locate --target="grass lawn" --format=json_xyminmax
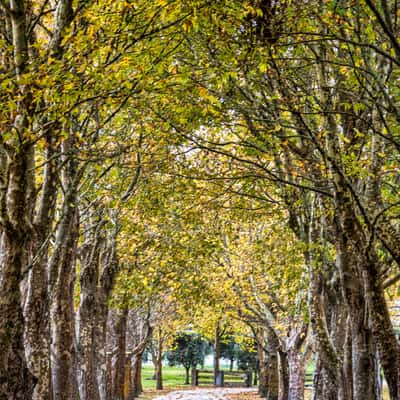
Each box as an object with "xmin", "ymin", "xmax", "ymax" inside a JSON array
[
  {"xmin": 142, "ymin": 365, "xmax": 190, "ymax": 390},
  {"xmin": 141, "ymin": 364, "xmax": 244, "ymax": 390}
]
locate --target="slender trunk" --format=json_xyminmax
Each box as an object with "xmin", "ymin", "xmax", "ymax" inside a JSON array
[
  {"xmin": 214, "ymin": 322, "xmax": 221, "ymax": 384},
  {"xmin": 266, "ymin": 352, "xmax": 279, "ymax": 400},
  {"xmin": 257, "ymin": 342, "xmax": 268, "ymax": 397},
  {"xmin": 97, "ymin": 303, "xmax": 111, "ymax": 400},
  {"xmin": 24, "ymin": 253, "xmax": 51, "ymax": 400},
  {"xmin": 230, "ymin": 358, "xmax": 234, "ymax": 371},
  {"xmin": 49, "ymin": 208, "xmax": 79, "ymax": 400},
  {"xmin": 77, "ymin": 220, "xmax": 104, "ymax": 400},
  {"xmin": 343, "ymin": 316, "xmax": 353, "ymax": 400},
  {"xmin": 374, "ymin": 350, "xmax": 382, "ymax": 400},
  {"xmin": 351, "ymin": 316, "xmax": 376, "ymax": 400},
  {"xmin": 311, "ymin": 357, "xmax": 322, "ymax": 400},
  {"xmin": 156, "ymin": 346, "xmax": 163, "ymax": 390},
  {"xmin": 105, "ymin": 351, "xmax": 113, "ymax": 400},
  {"xmin": 336, "ymin": 238, "xmax": 376, "ymax": 400},
  {"xmin": 278, "ymin": 350, "xmax": 289, "ymax": 400},
  {"xmin": 185, "ymin": 367, "xmax": 190, "ymax": 385},
  {"xmin": 253, "ymin": 370, "xmax": 258, "ymax": 386},
  {"xmin": 308, "ymin": 263, "xmax": 342, "ymax": 399},
  {"xmin": 287, "ymin": 351, "xmax": 305, "ymax": 400},
  {"xmin": 111, "ymin": 308, "xmax": 128, "ymax": 400},
  {"xmin": 97, "ymin": 228, "xmax": 119, "ymax": 400},
  {"xmin": 49, "ymin": 135, "xmax": 80, "ymax": 400},
  {"xmin": 128, "ymin": 353, "xmax": 143, "ymax": 399},
  {"xmin": 77, "ymin": 295, "xmax": 101, "ymax": 400},
  {"xmin": 24, "ymin": 134, "xmax": 58, "ymax": 400}
]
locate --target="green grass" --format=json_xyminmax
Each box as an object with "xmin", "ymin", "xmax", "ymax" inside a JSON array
[
  {"xmin": 142, "ymin": 365, "xmax": 190, "ymax": 390},
  {"xmin": 141, "ymin": 364, "xmax": 244, "ymax": 390}
]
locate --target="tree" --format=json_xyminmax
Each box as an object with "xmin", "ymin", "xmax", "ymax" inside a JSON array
[
  {"xmin": 237, "ymin": 345, "xmax": 258, "ymax": 374},
  {"xmin": 220, "ymin": 337, "xmax": 239, "ymax": 371},
  {"xmin": 167, "ymin": 333, "xmax": 209, "ymax": 384}
]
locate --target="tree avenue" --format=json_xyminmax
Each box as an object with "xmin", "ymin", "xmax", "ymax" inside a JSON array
[{"xmin": 1, "ymin": 1, "xmax": 400, "ymax": 400}]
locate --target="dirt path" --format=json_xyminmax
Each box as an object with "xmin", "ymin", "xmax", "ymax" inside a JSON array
[{"xmin": 153, "ymin": 388, "xmax": 257, "ymax": 400}]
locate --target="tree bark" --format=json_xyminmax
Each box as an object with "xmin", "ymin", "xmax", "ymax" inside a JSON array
[
  {"xmin": 214, "ymin": 322, "xmax": 221, "ymax": 385},
  {"xmin": 363, "ymin": 252, "xmax": 400, "ymax": 400},
  {"xmin": 24, "ymin": 252, "xmax": 51, "ymax": 400},
  {"xmin": 49, "ymin": 135, "xmax": 81, "ymax": 400},
  {"xmin": 0, "ymin": 143, "xmax": 36, "ymax": 399},
  {"xmin": 150, "ymin": 328, "xmax": 165, "ymax": 390},
  {"xmin": 257, "ymin": 340, "xmax": 268, "ymax": 397},
  {"xmin": 155, "ymin": 352, "xmax": 163, "ymax": 390},
  {"xmin": 278, "ymin": 350, "xmax": 289, "ymax": 400},
  {"xmin": 287, "ymin": 350, "xmax": 306, "ymax": 400},
  {"xmin": 185, "ymin": 367, "xmax": 190, "ymax": 385},
  {"xmin": 0, "ymin": 231, "xmax": 36, "ymax": 399},
  {"xmin": 111, "ymin": 307, "xmax": 128, "ymax": 400},
  {"xmin": 128, "ymin": 353, "xmax": 143, "ymax": 399},
  {"xmin": 77, "ymin": 217, "xmax": 105, "ymax": 400},
  {"xmin": 24, "ymin": 134, "xmax": 58, "ymax": 400},
  {"xmin": 266, "ymin": 352, "xmax": 279, "ymax": 400},
  {"xmin": 49, "ymin": 207, "xmax": 79, "ymax": 400},
  {"xmin": 97, "ymin": 234, "xmax": 119, "ymax": 400},
  {"xmin": 311, "ymin": 357, "xmax": 322, "ymax": 400}
]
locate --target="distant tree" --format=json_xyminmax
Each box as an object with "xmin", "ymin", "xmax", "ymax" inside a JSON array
[
  {"xmin": 220, "ymin": 338, "xmax": 239, "ymax": 371},
  {"xmin": 167, "ymin": 333, "xmax": 208, "ymax": 384},
  {"xmin": 237, "ymin": 344, "xmax": 259, "ymax": 385}
]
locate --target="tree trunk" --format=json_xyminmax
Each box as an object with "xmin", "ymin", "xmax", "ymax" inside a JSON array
[
  {"xmin": 97, "ymin": 302, "xmax": 112, "ymax": 400},
  {"xmin": 278, "ymin": 350, "xmax": 289, "ymax": 400},
  {"xmin": 24, "ymin": 254, "xmax": 51, "ymax": 400},
  {"xmin": 24, "ymin": 133, "xmax": 58, "ymax": 400},
  {"xmin": 307, "ymin": 259, "xmax": 343, "ymax": 400},
  {"xmin": 287, "ymin": 350, "xmax": 305, "ymax": 400},
  {"xmin": 97, "ymin": 225, "xmax": 119, "ymax": 400},
  {"xmin": 150, "ymin": 329, "xmax": 164, "ymax": 390},
  {"xmin": 185, "ymin": 367, "xmax": 190, "ymax": 385},
  {"xmin": 0, "ymin": 232, "xmax": 35, "ymax": 399},
  {"xmin": 214, "ymin": 322, "xmax": 221, "ymax": 385},
  {"xmin": 77, "ymin": 218, "xmax": 105, "ymax": 400},
  {"xmin": 321, "ymin": 366, "xmax": 339, "ymax": 400},
  {"xmin": 257, "ymin": 341, "xmax": 268, "ymax": 397},
  {"xmin": 351, "ymin": 316, "xmax": 376, "ymax": 400},
  {"xmin": 111, "ymin": 308, "xmax": 128, "ymax": 400},
  {"xmin": 49, "ymin": 208, "xmax": 79, "ymax": 400},
  {"xmin": 336, "ymin": 236, "xmax": 376, "ymax": 400},
  {"xmin": 0, "ymin": 129, "xmax": 36, "ymax": 399},
  {"xmin": 311, "ymin": 357, "xmax": 322, "ymax": 400},
  {"xmin": 155, "ymin": 349, "xmax": 163, "ymax": 390},
  {"xmin": 128, "ymin": 353, "xmax": 143, "ymax": 399},
  {"xmin": 230, "ymin": 358, "xmax": 234, "ymax": 371},
  {"xmin": 343, "ymin": 316, "xmax": 353, "ymax": 400},
  {"xmin": 364, "ymin": 253, "xmax": 400, "ymax": 400},
  {"xmin": 253, "ymin": 370, "xmax": 258, "ymax": 386},
  {"xmin": 49, "ymin": 135, "xmax": 80, "ymax": 400},
  {"xmin": 266, "ymin": 352, "xmax": 279, "ymax": 400}
]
